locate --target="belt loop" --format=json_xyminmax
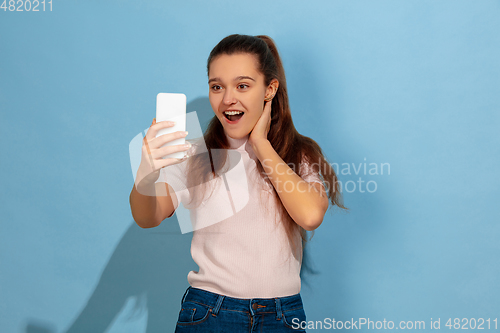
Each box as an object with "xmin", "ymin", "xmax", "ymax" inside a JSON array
[
  {"xmin": 212, "ymin": 295, "xmax": 225, "ymax": 317},
  {"xmin": 275, "ymin": 298, "xmax": 282, "ymax": 320},
  {"xmin": 181, "ymin": 286, "xmax": 191, "ymax": 305}
]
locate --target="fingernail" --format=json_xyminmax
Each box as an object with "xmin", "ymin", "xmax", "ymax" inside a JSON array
[
  {"xmin": 169, "ymin": 121, "xmax": 176, "ymax": 125},
  {"xmin": 184, "ymin": 131, "xmax": 189, "ymax": 136}
]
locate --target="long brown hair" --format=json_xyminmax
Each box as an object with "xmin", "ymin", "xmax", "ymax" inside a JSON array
[{"xmin": 185, "ymin": 34, "xmax": 347, "ymax": 268}]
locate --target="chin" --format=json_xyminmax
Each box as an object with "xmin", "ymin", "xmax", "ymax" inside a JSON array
[
  {"xmin": 227, "ymin": 131, "xmax": 247, "ymax": 139},
  {"xmin": 225, "ymin": 128, "xmax": 250, "ymax": 139}
]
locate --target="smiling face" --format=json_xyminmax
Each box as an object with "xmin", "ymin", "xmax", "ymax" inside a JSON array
[{"xmin": 208, "ymin": 53, "xmax": 276, "ymax": 139}]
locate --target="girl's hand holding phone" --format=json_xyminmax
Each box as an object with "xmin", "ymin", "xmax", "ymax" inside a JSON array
[{"xmin": 134, "ymin": 118, "xmax": 190, "ymax": 195}]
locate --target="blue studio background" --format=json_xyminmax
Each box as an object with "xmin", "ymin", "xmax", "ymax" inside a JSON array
[{"xmin": 1, "ymin": 0, "xmax": 499, "ymax": 332}]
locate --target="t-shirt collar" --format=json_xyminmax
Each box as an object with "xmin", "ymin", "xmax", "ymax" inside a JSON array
[
  {"xmin": 225, "ymin": 133, "xmax": 258, "ymax": 160},
  {"xmin": 226, "ymin": 133, "xmax": 248, "ymax": 150}
]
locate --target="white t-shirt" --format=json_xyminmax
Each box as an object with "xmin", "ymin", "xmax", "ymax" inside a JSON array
[{"xmin": 156, "ymin": 133, "xmax": 324, "ymax": 298}]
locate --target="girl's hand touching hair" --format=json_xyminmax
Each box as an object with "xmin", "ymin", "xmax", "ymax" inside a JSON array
[
  {"xmin": 134, "ymin": 118, "xmax": 190, "ymax": 195},
  {"xmin": 249, "ymin": 99, "xmax": 272, "ymax": 147}
]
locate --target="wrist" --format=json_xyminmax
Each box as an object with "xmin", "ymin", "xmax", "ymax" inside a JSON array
[
  {"xmin": 250, "ymin": 139, "xmax": 272, "ymax": 161},
  {"xmin": 135, "ymin": 169, "xmax": 159, "ymax": 194},
  {"xmin": 250, "ymin": 138, "xmax": 271, "ymax": 152}
]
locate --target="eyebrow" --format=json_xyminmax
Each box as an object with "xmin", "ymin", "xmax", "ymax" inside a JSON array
[{"xmin": 208, "ymin": 76, "xmax": 256, "ymax": 84}]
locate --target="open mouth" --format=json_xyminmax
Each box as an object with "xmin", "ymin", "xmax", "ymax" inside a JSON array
[{"xmin": 223, "ymin": 111, "xmax": 244, "ymax": 123}]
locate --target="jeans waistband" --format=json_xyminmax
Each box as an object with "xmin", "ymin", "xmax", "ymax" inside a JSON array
[{"xmin": 181, "ymin": 286, "xmax": 303, "ymax": 319}]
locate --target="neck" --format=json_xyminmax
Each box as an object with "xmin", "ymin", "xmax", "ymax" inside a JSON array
[{"xmin": 226, "ymin": 133, "xmax": 249, "ymax": 149}]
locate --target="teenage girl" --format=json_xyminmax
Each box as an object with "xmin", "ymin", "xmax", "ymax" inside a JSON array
[{"xmin": 130, "ymin": 34, "xmax": 346, "ymax": 332}]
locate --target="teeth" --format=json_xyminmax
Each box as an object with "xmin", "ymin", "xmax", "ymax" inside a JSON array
[{"xmin": 224, "ymin": 111, "xmax": 243, "ymax": 115}]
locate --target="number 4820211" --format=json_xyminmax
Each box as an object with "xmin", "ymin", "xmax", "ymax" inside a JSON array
[{"xmin": 1, "ymin": 0, "xmax": 52, "ymax": 11}]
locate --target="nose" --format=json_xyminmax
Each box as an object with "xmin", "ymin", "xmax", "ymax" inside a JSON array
[{"xmin": 223, "ymin": 89, "xmax": 237, "ymax": 105}]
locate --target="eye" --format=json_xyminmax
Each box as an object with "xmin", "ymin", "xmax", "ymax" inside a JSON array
[
  {"xmin": 238, "ymin": 84, "xmax": 249, "ymax": 90},
  {"xmin": 210, "ymin": 84, "xmax": 222, "ymax": 91}
]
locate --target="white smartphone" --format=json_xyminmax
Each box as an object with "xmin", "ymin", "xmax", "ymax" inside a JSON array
[{"xmin": 156, "ymin": 93, "xmax": 187, "ymax": 159}]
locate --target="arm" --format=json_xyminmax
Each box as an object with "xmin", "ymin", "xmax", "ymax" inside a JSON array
[
  {"xmin": 129, "ymin": 117, "xmax": 189, "ymax": 228},
  {"xmin": 251, "ymin": 139, "xmax": 329, "ymax": 231},
  {"xmin": 129, "ymin": 181, "xmax": 178, "ymax": 228}
]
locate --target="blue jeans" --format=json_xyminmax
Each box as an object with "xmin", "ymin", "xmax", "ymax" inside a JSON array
[{"xmin": 174, "ymin": 286, "xmax": 307, "ymax": 332}]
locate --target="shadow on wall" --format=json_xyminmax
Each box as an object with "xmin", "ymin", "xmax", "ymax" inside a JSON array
[
  {"xmin": 22, "ymin": 98, "xmax": 211, "ymax": 333},
  {"xmin": 23, "ymin": 97, "xmax": 320, "ymax": 333},
  {"xmin": 65, "ymin": 221, "xmax": 194, "ymax": 333}
]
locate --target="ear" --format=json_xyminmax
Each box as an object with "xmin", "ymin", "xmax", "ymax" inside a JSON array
[{"xmin": 265, "ymin": 79, "xmax": 279, "ymax": 99}]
